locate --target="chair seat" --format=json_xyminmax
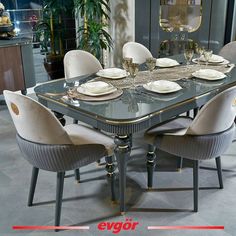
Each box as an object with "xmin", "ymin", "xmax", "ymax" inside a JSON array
[
  {"xmin": 64, "ymin": 124, "xmax": 115, "ymax": 156},
  {"xmin": 145, "ymin": 116, "xmax": 193, "ymax": 144},
  {"xmin": 146, "ymin": 123, "xmax": 235, "ymax": 161}
]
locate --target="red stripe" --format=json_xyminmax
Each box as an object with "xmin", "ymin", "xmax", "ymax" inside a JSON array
[
  {"xmin": 12, "ymin": 226, "xmax": 89, "ymax": 230},
  {"xmin": 148, "ymin": 226, "xmax": 224, "ymax": 230}
]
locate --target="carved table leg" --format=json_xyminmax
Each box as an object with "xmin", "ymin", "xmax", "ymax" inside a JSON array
[
  {"xmin": 21, "ymin": 89, "xmax": 27, "ymax": 95},
  {"xmin": 105, "ymin": 155, "xmax": 116, "ymax": 202},
  {"xmin": 0, "ymin": 100, "xmax": 6, "ymax": 105},
  {"xmin": 114, "ymin": 135, "xmax": 131, "ymax": 215},
  {"xmin": 146, "ymin": 144, "xmax": 156, "ymax": 189},
  {"xmin": 73, "ymin": 119, "xmax": 78, "ymax": 124}
]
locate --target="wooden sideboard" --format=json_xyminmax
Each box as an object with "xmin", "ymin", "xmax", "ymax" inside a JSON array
[{"xmin": 0, "ymin": 38, "xmax": 36, "ymax": 94}]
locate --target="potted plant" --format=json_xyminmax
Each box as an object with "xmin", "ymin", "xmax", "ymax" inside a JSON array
[
  {"xmin": 37, "ymin": 0, "xmax": 75, "ymax": 79},
  {"xmin": 74, "ymin": 0, "xmax": 113, "ymax": 62}
]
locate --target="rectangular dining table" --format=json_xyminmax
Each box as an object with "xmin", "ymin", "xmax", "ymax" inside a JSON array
[{"xmin": 34, "ymin": 63, "xmax": 236, "ymax": 214}]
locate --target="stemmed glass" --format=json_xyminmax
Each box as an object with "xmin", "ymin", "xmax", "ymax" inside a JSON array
[
  {"xmin": 122, "ymin": 57, "xmax": 133, "ymax": 83},
  {"xmin": 128, "ymin": 63, "xmax": 139, "ymax": 89},
  {"xmin": 184, "ymin": 48, "xmax": 194, "ymax": 70},
  {"xmin": 195, "ymin": 46, "xmax": 205, "ymax": 65},
  {"xmin": 63, "ymin": 82, "xmax": 79, "ymax": 104},
  {"xmin": 203, "ymin": 49, "xmax": 213, "ymax": 66},
  {"xmin": 122, "ymin": 57, "xmax": 133, "ymax": 72},
  {"xmin": 146, "ymin": 57, "xmax": 157, "ymax": 82}
]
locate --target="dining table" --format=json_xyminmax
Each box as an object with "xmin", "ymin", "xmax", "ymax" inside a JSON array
[{"xmin": 34, "ymin": 60, "xmax": 236, "ymax": 214}]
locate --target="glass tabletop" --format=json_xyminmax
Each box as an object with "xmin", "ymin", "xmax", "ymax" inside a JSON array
[{"xmin": 34, "ymin": 65, "xmax": 236, "ymax": 123}]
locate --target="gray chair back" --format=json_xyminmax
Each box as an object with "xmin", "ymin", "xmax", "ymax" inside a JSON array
[
  {"xmin": 219, "ymin": 41, "xmax": 236, "ymax": 64},
  {"xmin": 187, "ymin": 86, "xmax": 236, "ymax": 135}
]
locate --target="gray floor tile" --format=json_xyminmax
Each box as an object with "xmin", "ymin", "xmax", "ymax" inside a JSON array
[{"xmin": 1, "ymin": 103, "xmax": 236, "ymax": 236}]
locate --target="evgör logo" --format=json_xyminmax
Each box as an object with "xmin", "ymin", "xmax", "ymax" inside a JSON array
[{"xmin": 97, "ymin": 218, "xmax": 139, "ymax": 234}]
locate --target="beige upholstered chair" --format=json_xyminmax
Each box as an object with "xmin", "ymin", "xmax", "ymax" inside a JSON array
[
  {"xmin": 122, "ymin": 42, "xmax": 153, "ymax": 64},
  {"xmin": 219, "ymin": 41, "xmax": 236, "ymax": 64},
  {"xmin": 63, "ymin": 49, "xmax": 104, "ymax": 165},
  {"xmin": 3, "ymin": 90, "xmax": 114, "ymax": 230},
  {"xmin": 64, "ymin": 50, "xmax": 103, "ymax": 80},
  {"xmin": 145, "ymin": 86, "xmax": 236, "ymax": 212}
]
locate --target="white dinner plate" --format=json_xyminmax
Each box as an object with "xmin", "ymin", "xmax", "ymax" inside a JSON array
[
  {"xmin": 156, "ymin": 58, "xmax": 180, "ymax": 68},
  {"xmin": 199, "ymin": 54, "xmax": 225, "ymax": 63},
  {"xmin": 192, "ymin": 70, "xmax": 226, "ymax": 81},
  {"xmin": 77, "ymin": 83, "xmax": 117, "ymax": 96},
  {"xmin": 96, "ymin": 68, "xmax": 128, "ymax": 79},
  {"xmin": 192, "ymin": 58, "xmax": 229, "ymax": 65},
  {"xmin": 143, "ymin": 81, "xmax": 182, "ymax": 94}
]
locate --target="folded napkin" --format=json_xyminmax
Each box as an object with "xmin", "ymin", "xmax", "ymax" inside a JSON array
[
  {"xmin": 200, "ymin": 54, "xmax": 224, "ymax": 63},
  {"xmin": 81, "ymin": 81, "xmax": 112, "ymax": 94},
  {"xmin": 98, "ymin": 68, "xmax": 127, "ymax": 77},
  {"xmin": 148, "ymin": 80, "xmax": 181, "ymax": 92},
  {"xmin": 156, "ymin": 58, "xmax": 179, "ymax": 67},
  {"xmin": 194, "ymin": 69, "xmax": 225, "ymax": 78}
]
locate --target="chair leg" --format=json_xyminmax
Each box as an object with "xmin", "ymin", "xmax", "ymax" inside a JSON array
[
  {"xmin": 146, "ymin": 144, "xmax": 156, "ymax": 189},
  {"xmin": 177, "ymin": 157, "xmax": 183, "ymax": 170},
  {"xmin": 28, "ymin": 167, "xmax": 39, "ymax": 207},
  {"xmin": 74, "ymin": 169, "xmax": 80, "ymax": 183},
  {"xmin": 193, "ymin": 160, "xmax": 199, "ymax": 212},
  {"xmin": 215, "ymin": 157, "xmax": 224, "ymax": 189},
  {"xmin": 55, "ymin": 172, "xmax": 65, "ymax": 231}
]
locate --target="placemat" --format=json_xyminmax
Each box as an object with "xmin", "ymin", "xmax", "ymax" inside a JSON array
[{"xmin": 93, "ymin": 63, "xmax": 235, "ymax": 89}]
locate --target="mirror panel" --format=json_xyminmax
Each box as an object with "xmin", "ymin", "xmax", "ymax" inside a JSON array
[{"xmin": 159, "ymin": 0, "xmax": 202, "ymax": 33}]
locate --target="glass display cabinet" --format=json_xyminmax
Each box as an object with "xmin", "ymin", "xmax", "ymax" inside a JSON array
[
  {"xmin": 159, "ymin": 0, "xmax": 202, "ymax": 33},
  {"xmin": 158, "ymin": 0, "xmax": 202, "ymax": 56},
  {"xmin": 7, "ymin": 9, "xmax": 42, "ymax": 44}
]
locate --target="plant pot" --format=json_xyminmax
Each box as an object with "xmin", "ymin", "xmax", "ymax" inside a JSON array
[{"xmin": 44, "ymin": 55, "xmax": 64, "ymax": 80}]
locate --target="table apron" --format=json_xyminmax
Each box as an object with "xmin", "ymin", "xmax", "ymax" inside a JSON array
[{"xmin": 38, "ymin": 88, "xmax": 221, "ymax": 135}]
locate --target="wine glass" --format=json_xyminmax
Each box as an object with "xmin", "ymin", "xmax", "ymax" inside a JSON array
[
  {"xmin": 146, "ymin": 57, "xmax": 157, "ymax": 82},
  {"xmin": 203, "ymin": 49, "xmax": 213, "ymax": 66},
  {"xmin": 122, "ymin": 57, "xmax": 133, "ymax": 72},
  {"xmin": 122, "ymin": 57, "xmax": 133, "ymax": 83},
  {"xmin": 195, "ymin": 46, "xmax": 205, "ymax": 65},
  {"xmin": 128, "ymin": 63, "xmax": 139, "ymax": 89},
  {"xmin": 184, "ymin": 48, "xmax": 194, "ymax": 69}
]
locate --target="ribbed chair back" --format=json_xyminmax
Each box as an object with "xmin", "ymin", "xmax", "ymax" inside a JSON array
[
  {"xmin": 187, "ymin": 86, "xmax": 236, "ymax": 135},
  {"xmin": 122, "ymin": 42, "xmax": 153, "ymax": 64},
  {"xmin": 219, "ymin": 41, "xmax": 236, "ymax": 64},
  {"xmin": 3, "ymin": 90, "xmax": 72, "ymax": 145},
  {"xmin": 64, "ymin": 50, "xmax": 103, "ymax": 80}
]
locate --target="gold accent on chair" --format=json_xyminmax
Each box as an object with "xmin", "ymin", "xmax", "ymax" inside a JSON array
[
  {"xmin": 232, "ymin": 98, "xmax": 236, "ymax": 106},
  {"xmin": 11, "ymin": 102, "xmax": 19, "ymax": 115}
]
